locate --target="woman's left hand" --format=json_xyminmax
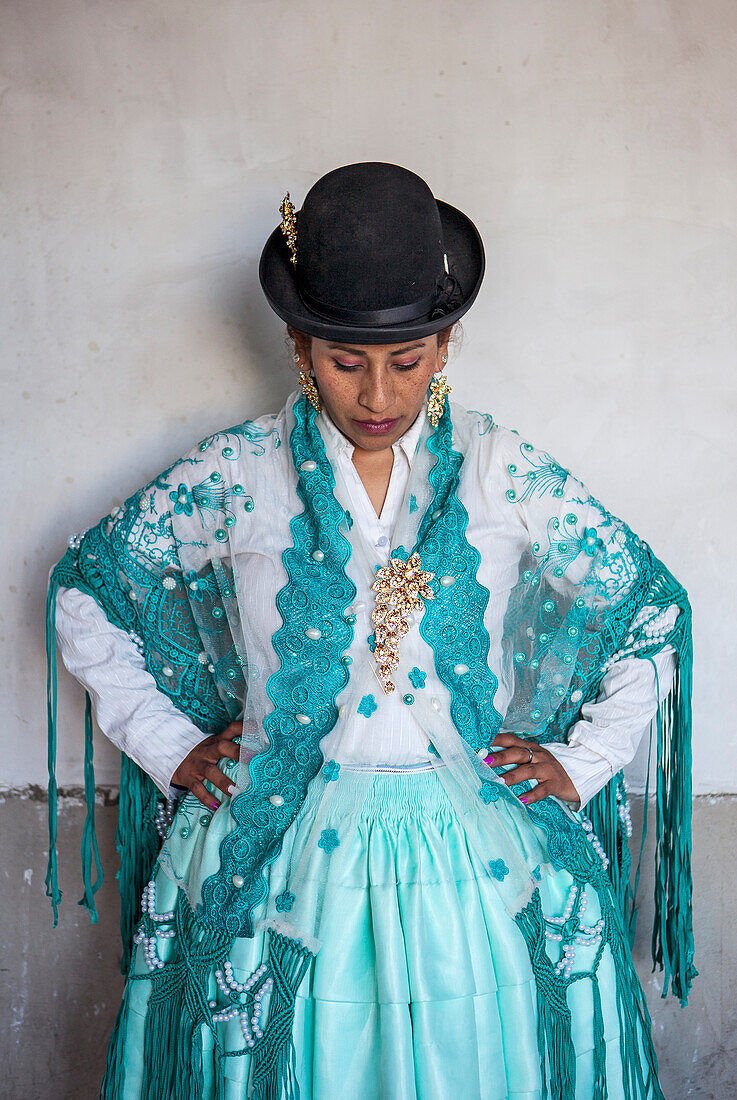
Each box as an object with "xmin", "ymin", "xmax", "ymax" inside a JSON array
[{"xmin": 485, "ymin": 733, "xmax": 580, "ymax": 806}]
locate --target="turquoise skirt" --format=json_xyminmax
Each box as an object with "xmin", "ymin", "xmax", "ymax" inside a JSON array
[{"xmin": 107, "ymin": 766, "xmax": 662, "ymax": 1099}]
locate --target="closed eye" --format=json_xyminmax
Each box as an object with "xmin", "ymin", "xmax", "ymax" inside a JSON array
[{"xmin": 333, "ymin": 358, "xmax": 421, "ymax": 373}]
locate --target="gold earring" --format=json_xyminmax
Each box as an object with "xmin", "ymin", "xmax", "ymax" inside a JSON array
[
  {"xmin": 299, "ymin": 369, "xmax": 321, "ymax": 413},
  {"xmin": 427, "ymin": 371, "xmax": 451, "ymax": 428}
]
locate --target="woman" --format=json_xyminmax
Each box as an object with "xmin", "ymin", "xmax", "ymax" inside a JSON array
[{"xmin": 47, "ymin": 162, "xmax": 694, "ymax": 1099}]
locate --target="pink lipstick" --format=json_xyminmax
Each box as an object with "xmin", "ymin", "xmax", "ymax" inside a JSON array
[{"xmin": 353, "ymin": 417, "xmax": 400, "ymax": 435}]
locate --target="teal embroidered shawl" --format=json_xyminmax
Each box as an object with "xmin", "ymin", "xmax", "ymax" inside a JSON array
[{"xmin": 46, "ymin": 389, "xmax": 695, "ymax": 1007}]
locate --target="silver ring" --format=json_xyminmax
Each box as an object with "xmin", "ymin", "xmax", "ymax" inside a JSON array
[{"xmin": 526, "ymin": 746, "xmax": 534, "ymax": 764}]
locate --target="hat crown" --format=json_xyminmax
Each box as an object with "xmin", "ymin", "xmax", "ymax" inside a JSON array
[{"xmin": 296, "ymin": 162, "xmax": 445, "ymax": 315}]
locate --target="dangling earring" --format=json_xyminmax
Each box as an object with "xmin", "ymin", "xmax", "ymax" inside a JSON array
[
  {"xmin": 427, "ymin": 357, "xmax": 451, "ymax": 428},
  {"xmin": 298, "ymin": 366, "xmax": 321, "ymax": 413}
]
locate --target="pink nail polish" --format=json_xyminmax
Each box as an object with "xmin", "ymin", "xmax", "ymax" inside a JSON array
[
  {"xmin": 520, "ymin": 795, "xmax": 529, "ymax": 804},
  {"xmin": 210, "ymin": 800, "xmax": 218, "ymax": 811},
  {"xmin": 485, "ymin": 754, "xmax": 495, "ymax": 765}
]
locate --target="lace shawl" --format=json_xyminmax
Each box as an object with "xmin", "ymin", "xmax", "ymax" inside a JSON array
[{"xmin": 46, "ymin": 387, "xmax": 695, "ymax": 1007}]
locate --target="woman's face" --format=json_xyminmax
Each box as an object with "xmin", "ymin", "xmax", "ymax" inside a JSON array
[{"xmin": 294, "ymin": 331, "xmax": 450, "ymax": 454}]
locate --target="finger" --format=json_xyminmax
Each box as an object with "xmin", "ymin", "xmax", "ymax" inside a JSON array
[
  {"xmin": 489, "ymin": 733, "xmax": 524, "ymax": 749},
  {"xmin": 519, "ymin": 781, "xmax": 552, "ymax": 806},
  {"xmin": 190, "ymin": 779, "xmax": 221, "ymax": 811},
  {"xmin": 220, "ymin": 721, "xmax": 243, "ymax": 740},
  {"xmin": 203, "ymin": 763, "xmax": 235, "ymax": 799},
  {"xmin": 486, "ymin": 747, "xmax": 535, "ymax": 767},
  {"xmin": 216, "ymin": 739, "xmax": 241, "ymax": 762},
  {"xmin": 501, "ymin": 763, "xmax": 546, "ymax": 785}
]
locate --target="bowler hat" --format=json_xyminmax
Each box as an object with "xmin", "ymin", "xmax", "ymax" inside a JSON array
[{"xmin": 259, "ymin": 162, "xmax": 485, "ymax": 344}]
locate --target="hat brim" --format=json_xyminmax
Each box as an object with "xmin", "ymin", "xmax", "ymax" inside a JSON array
[{"xmin": 258, "ymin": 200, "xmax": 484, "ymax": 345}]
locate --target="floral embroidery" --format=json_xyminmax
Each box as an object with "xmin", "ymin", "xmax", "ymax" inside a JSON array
[
  {"xmin": 468, "ymin": 410, "xmax": 495, "ymax": 435},
  {"xmin": 479, "ymin": 780, "xmax": 501, "ymax": 804},
  {"xmin": 358, "ymin": 694, "xmax": 377, "ymax": 717},
  {"xmin": 184, "ymin": 569, "xmax": 205, "ymax": 602},
  {"xmin": 409, "ymin": 494, "xmax": 418, "ymax": 513},
  {"xmin": 489, "ymin": 858, "xmax": 510, "ymax": 881},
  {"xmin": 581, "ymin": 527, "xmax": 605, "ymax": 557},
  {"xmin": 505, "ymin": 441, "xmax": 569, "ymax": 502},
  {"xmin": 532, "ymin": 865, "xmax": 542, "ymax": 880},
  {"xmin": 275, "ymin": 889, "xmax": 295, "ymax": 912},
  {"xmin": 408, "ymin": 666, "xmax": 427, "ymax": 689},
  {"xmin": 318, "ymin": 829, "xmax": 339, "ymax": 853},
  {"xmin": 367, "ymin": 633, "xmax": 376, "ymax": 652},
  {"xmin": 344, "ymin": 509, "xmax": 353, "ymax": 529},
  {"xmin": 322, "ymin": 760, "xmax": 340, "ymax": 782},
  {"xmin": 427, "ymin": 741, "xmax": 440, "ymax": 757},
  {"xmin": 169, "ymin": 484, "xmax": 194, "ymax": 515}
]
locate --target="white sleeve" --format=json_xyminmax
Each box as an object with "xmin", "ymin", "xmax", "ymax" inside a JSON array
[
  {"xmin": 54, "ymin": 584, "xmax": 211, "ymax": 797},
  {"xmin": 546, "ymin": 643, "xmax": 677, "ymax": 811}
]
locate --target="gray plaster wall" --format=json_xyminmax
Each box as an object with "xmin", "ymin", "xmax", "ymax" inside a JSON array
[{"xmin": 3, "ymin": 792, "xmax": 733, "ymax": 1098}]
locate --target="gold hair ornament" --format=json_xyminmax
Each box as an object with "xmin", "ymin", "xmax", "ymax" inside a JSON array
[
  {"xmin": 427, "ymin": 371, "xmax": 451, "ymax": 428},
  {"xmin": 279, "ymin": 192, "xmax": 298, "ymax": 267}
]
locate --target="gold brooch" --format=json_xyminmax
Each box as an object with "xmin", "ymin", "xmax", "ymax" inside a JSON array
[
  {"xmin": 371, "ymin": 552, "xmax": 435, "ymax": 694},
  {"xmin": 279, "ymin": 192, "xmax": 298, "ymax": 267}
]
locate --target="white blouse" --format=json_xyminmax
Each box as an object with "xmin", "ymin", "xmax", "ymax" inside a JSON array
[{"xmin": 54, "ymin": 399, "xmax": 676, "ymax": 809}]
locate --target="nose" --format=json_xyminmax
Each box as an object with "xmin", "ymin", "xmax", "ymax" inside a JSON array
[{"xmin": 358, "ymin": 368, "xmax": 395, "ymax": 415}]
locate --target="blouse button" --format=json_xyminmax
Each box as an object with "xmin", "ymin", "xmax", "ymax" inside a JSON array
[
  {"xmin": 311, "ymin": 550, "xmax": 325, "ymax": 562},
  {"xmin": 300, "ymin": 460, "xmax": 317, "ymax": 472},
  {"xmin": 377, "ymin": 535, "xmax": 389, "ymax": 546}
]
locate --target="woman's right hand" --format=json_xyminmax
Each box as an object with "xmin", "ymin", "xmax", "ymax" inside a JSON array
[{"xmin": 171, "ymin": 720, "xmax": 250, "ymax": 810}]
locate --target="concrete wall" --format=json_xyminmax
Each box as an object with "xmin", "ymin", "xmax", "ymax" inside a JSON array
[{"xmin": 2, "ymin": 0, "xmax": 736, "ymax": 1094}]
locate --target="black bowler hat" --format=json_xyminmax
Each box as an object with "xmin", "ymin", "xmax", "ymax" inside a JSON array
[{"xmin": 258, "ymin": 162, "xmax": 485, "ymax": 344}]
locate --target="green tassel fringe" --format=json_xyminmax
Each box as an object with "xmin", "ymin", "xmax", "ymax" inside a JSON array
[
  {"xmin": 585, "ymin": 576, "xmax": 696, "ymax": 1005},
  {"xmin": 250, "ymin": 931, "xmax": 314, "ymax": 1100},
  {"xmin": 116, "ymin": 755, "xmax": 161, "ymax": 972},
  {"xmin": 516, "ymin": 887, "xmax": 665, "ymax": 1100},
  {"xmin": 515, "ymin": 891, "xmax": 576, "ymax": 1100},
  {"xmin": 45, "ymin": 575, "xmax": 62, "ymax": 925},
  {"xmin": 100, "ymin": 896, "xmax": 313, "ymax": 1100}
]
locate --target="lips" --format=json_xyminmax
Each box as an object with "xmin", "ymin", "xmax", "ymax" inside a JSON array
[{"xmin": 353, "ymin": 417, "xmax": 400, "ymax": 434}]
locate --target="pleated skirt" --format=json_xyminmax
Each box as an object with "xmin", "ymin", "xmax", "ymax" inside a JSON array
[{"xmin": 111, "ymin": 765, "xmax": 660, "ymax": 1099}]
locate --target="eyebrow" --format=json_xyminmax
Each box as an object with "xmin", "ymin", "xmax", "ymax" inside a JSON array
[{"xmin": 327, "ymin": 342, "xmax": 426, "ymax": 355}]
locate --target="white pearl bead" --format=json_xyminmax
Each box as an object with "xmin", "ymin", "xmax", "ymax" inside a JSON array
[
  {"xmin": 162, "ymin": 667, "xmax": 173, "ymax": 677},
  {"xmin": 269, "ymin": 794, "xmax": 284, "ymax": 807},
  {"xmin": 439, "ymin": 575, "xmax": 455, "ymax": 586},
  {"xmin": 454, "ymin": 663, "xmax": 469, "ymax": 676},
  {"xmin": 477, "ymin": 748, "xmax": 487, "ymax": 759},
  {"xmin": 231, "ymin": 874, "xmax": 244, "ymax": 888},
  {"xmin": 305, "ymin": 627, "xmax": 322, "ymax": 640},
  {"xmin": 300, "ymin": 460, "xmax": 317, "ymax": 472},
  {"xmin": 432, "ymin": 509, "xmax": 442, "ymax": 519},
  {"xmin": 295, "ymin": 713, "xmax": 311, "ymax": 725},
  {"xmin": 311, "ymin": 550, "xmax": 324, "ymax": 561}
]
